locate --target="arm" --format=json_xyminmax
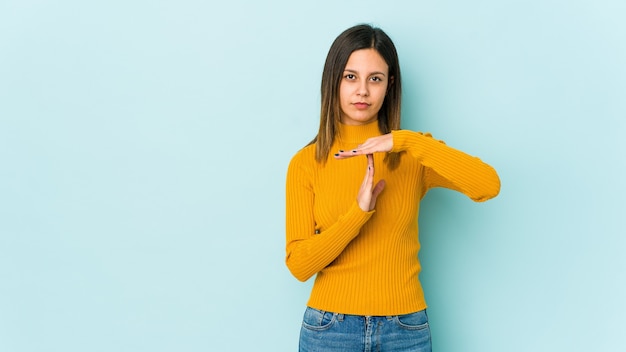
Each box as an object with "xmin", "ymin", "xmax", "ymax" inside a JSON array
[
  {"xmin": 392, "ymin": 130, "xmax": 500, "ymax": 202},
  {"xmin": 285, "ymin": 154, "xmax": 375, "ymax": 282},
  {"xmin": 334, "ymin": 130, "xmax": 500, "ymax": 202}
]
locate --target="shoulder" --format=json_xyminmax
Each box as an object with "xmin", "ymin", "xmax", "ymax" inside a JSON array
[
  {"xmin": 289, "ymin": 143, "xmax": 316, "ymax": 163},
  {"xmin": 288, "ymin": 143, "xmax": 317, "ymax": 174}
]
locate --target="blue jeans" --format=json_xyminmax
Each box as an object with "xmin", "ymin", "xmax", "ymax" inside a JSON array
[{"xmin": 299, "ymin": 307, "xmax": 432, "ymax": 352}]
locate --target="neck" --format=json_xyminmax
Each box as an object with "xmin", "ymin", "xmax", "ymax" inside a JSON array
[{"xmin": 337, "ymin": 119, "xmax": 381, "ymax": 144}]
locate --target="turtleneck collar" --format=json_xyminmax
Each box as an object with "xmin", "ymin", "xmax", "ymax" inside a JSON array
[{"xmin": 337, "ymin": 120, "xmax": 382, "ymax": 144}]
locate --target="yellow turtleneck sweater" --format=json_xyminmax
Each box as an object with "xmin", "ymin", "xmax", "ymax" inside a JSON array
[{"xmin": 285, "ymin": 120, "xmax": 500, "ymax": 316}]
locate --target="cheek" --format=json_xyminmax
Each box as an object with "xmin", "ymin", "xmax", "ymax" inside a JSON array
[
  {"xmin": 374, "ymin": 89, "xmax": 388, "ymax": 106},
  {"xmin": 339, "ymin": 88, "xmax": 353, "ymax": 108},
  {"xmin": 338, "ymin": 86, "xmax": 346, "ymax": 101},
  {"xmin": 339, "ymin": 84, "xmax": 351, "ymax": 98}
]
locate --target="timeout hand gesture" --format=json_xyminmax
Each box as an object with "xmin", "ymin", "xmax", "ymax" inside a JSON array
[
  {"xmin": 333, "ymin": 134, "xmax": 393, "ymax": 159},
  {"xmin": 333, "ymin": 134, "xmax": 393, "ymax": 212}
]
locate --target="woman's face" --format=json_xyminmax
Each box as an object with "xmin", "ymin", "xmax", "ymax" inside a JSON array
[{"xmin": 339, "ymin": 48, "xmax": 390, "ymax": 126}]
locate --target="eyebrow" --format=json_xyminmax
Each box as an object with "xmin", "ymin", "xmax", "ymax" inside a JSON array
[{"xmin": 344, "ymin": 69, "xmax": 387, "ymax": 77}]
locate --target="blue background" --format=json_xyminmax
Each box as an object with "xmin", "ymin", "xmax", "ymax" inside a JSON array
[{"xmin": 1, "ymin": 0, "xmax": 624, "ymax": 351}]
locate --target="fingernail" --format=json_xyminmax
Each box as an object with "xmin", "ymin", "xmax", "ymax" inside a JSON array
[
  {"xmin": 352, "ymin": 150, "xmax": 357, "ymax": 153},
  {"xmin": 334, "ymin": 153, "xmax": 339, "ymax": 157},
  {"xmin": 339, "ymin": 150, "xmax": 344, "ymax": 152}
]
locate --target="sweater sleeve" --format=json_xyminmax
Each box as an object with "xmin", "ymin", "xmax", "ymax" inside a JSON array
[
  {"xmin": 391, "ymin": 130, "xmax": 500, "ymax": 202},
  {"xmin": 285, "ymin": 152, "xmax": 373, "ymax": 282}
]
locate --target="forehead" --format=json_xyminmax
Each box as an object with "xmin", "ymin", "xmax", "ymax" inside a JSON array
[{"xmin": 344, "ymin": 48, "xmax": 388, "ymax": 73}]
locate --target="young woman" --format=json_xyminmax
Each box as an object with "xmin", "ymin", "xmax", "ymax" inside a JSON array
[{"xmin": 285, "ymin": 24, "xmax": 500, "ymax": 352}]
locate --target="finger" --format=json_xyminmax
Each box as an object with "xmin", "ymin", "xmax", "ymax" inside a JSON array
[
  {"xmin": 360, "ymin": 156, "xmax": 373, "ymax": 190},
  {"xmin": 333, "ymin": 134, "xmax": 391, "ymax": 159},
  {"xmin": 373, "ymin": 179, "xmax": 386, "ymax": 196},
  {"xmin": 356, "ymin": 135, "xmax": 393, "ymax": 155},
  {"xmin": 346, "ymin": 144, "xmax": 377, "ymax": 157},
  {"xmin": 334, "ymin": 149, "xmax": 361, "ymax": 159},
  {"xmin": 334, "ymin": 141, "xmax": 374, "ymax": 159},
  {"xmin": 365, "ymin": 155, "xmax": 374, "ymax": 189},
  {"xmin": 352, "ymin": 143, "xmax": 373, "ymax": 156},
  {"xmin": 356, "ymin": 157, "xmax": 374, "ymax": 211},
  {"xmin": 371, "ymin": 179, "xmax": 386, "ymax": 203},
  {"xmin": 368, "ymin": 180, "xmax": 386, "ymax": 210},
  {"xmin": 360, "ymin": 164, "xmax": 370, "ymax": 190},
  {"xmin": 367, "ymin": 154, "xmax": 375, "ymax": 187}
]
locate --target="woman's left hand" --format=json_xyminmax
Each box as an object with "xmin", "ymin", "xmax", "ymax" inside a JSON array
[{"xmin": 334, "ymin": 133, "xmax": 393, "ymax": 159}]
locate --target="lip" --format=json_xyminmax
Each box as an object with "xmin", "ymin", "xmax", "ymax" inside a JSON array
[{"xmin": 353, "ymin": 102, "xmax": 370, "ymax": 110}]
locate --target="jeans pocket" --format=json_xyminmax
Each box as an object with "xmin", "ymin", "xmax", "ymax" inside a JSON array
[
  {"xmin": 301, "ymin": 307, "xmax": 336, "ymax": 331},
  {"xmin": 393, "ymin": 309, "xmax": 430, "ymax": 330}
]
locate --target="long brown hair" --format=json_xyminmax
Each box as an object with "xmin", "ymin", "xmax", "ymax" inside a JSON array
[{"xmin": 310, "ymin": 24, "xmax": 402, "ymax": 168}]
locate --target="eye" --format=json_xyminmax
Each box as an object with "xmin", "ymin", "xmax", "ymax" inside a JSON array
[
  {"xmin": 344, "ymin": 74, "xmax": 356, "ymax": 80},
  {"xmin": 370, "ymin": 76, "xmax": 383, "ymax": 82}
]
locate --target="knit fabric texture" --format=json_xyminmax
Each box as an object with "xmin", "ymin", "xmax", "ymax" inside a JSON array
[{"xmin": 286, "ymin": 120, "xmax": 500, "ymax": 316}]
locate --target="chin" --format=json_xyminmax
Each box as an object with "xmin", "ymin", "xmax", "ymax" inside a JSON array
[{"xmin": 360, "ymin": 117, "xmax": 377, "ymax": 123}]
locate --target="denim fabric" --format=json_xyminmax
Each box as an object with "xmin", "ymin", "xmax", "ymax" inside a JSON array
[{"xmin": 299, "ymin": 307, "xmax": 432, "ymax": 352}]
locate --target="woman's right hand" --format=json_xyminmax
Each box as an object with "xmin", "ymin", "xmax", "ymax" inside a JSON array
[{"xmin": 357, "ymin": 154, "xmax": 386, "ymax": 211}]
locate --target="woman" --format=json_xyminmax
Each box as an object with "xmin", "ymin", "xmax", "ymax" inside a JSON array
[{"xmin": 285, "ymin": 24, "xmax": 500, "ymax": 352}]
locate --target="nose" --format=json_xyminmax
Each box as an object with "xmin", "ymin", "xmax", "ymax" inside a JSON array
[{"xmin": 357, "ymin": 81, "xmax": 369, "ymax": 97}]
